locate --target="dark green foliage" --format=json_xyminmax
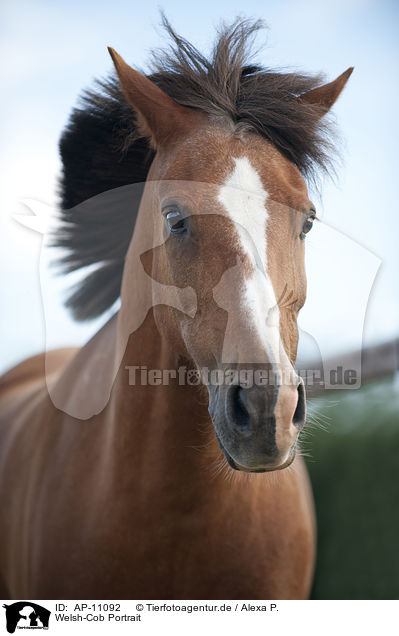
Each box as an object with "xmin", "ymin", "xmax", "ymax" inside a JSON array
[{"xmin": 304, "ymin": 380, "xmax": 399, "ymax": 599}]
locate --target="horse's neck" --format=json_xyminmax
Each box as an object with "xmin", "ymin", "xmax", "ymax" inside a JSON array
[
  {"xmin": 51, "ymin": 304, "xmax": 218, "ymax": 482},
  {"xmin": 109, "ymin": 307, "xmax": 219, "ymax": 485}
]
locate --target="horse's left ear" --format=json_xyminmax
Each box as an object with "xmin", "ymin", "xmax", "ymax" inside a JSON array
[
  {"xmin": 299, "ymin": 67, "xmax": 354, "ymax": 115},
  {"xmin": 108, "ymin": 47, "xmax": 204, "ymax": 148}
]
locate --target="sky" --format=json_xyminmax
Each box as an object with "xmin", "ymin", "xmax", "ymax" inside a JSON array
[{"xmin": 1, "ymin": 0, "xmax": 398, "ymax": 373}]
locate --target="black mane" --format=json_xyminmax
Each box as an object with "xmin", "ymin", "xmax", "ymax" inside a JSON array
[{"xmin": 57, "ymin": 17, "xmax": 336, "ymax": 320}]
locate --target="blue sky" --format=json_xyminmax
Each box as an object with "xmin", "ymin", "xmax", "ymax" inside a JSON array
[{"xmin": 1, "ymin": 0, "xmax": 398, "ymax": 372}]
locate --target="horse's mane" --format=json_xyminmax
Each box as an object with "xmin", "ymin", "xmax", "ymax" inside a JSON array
[{"xmin": 56, "ymin": 16, "xmax": 336, "ymax": 321}]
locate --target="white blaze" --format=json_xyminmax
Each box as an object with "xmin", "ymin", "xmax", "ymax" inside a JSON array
[
  {"xmin": 218, "ymin": 156, "xmax": 268, "ymax": 274},
  {"xmin": 216, "ymin": 156, "xmax": 288, "ymax": 366}
]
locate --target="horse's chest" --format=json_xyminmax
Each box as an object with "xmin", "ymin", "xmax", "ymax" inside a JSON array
[{"xmin": 30, "ymin": 476, "xmax": 313, "ymax": 599}]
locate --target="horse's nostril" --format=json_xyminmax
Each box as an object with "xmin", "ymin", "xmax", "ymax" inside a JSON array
[
  {"xmin": 227, "ymin": 385, "xmax": 251, "ymax": 432},
  {"xmin": 293, "ymin": 382, "xmax": 306, "ymax": 429}
]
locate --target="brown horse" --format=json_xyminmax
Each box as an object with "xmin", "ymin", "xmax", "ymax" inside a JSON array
[{"xmin": 0, "ymin": 19, "xmax": 352, "ymax": 599}]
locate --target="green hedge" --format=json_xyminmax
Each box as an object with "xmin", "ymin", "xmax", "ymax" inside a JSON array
[{"xmin": 304, "ymin": 380, "xmax": 399, "ymax": 599}]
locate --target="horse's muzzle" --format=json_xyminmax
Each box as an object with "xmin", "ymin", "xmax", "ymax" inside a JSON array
[{"xmin": 208, "ymin": 375, "xmax": 306, "ymax": 472}]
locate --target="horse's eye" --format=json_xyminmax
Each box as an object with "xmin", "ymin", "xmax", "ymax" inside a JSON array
[
  {"xmin": 300, "ymin": 215, "xmax": 315, "ymax": 240},
  {"xmin": 165, "ymin": 209, "xmax": 187, "ymax": 235}
]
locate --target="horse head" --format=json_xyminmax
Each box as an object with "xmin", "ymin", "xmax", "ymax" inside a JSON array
[{"xmin": 109, "ymin": 42, "xmax": 352, "ymax": 473}]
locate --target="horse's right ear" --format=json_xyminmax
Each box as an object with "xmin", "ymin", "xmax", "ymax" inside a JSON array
[{"xmin": 108, "ymin": 47, "xmax": 203, "ymax": 148}]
